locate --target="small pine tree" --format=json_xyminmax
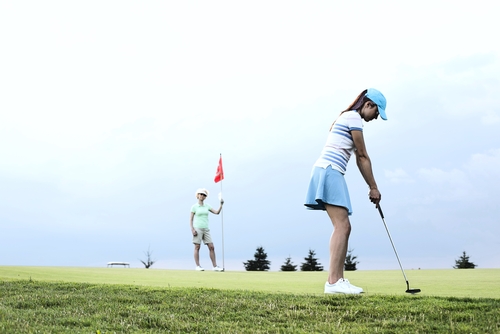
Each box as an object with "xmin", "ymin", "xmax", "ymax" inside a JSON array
[
  {"xmin": 300, "ymin": 249, "xmax": 323, "ymax": 271},
  {"xmin": 280, "ymin": 256, "xmax": 297, "ymax": 272},
  {"xmin": 344, "ymin": 248, "xmax": 359, "ymax": 271},
  {"xmin": 243, "ymin": 246, "xmax": 271, "ymax": 271},
  {"xmin": 454, "ymin": 251, "xmax": 477, "ymax": 269}
]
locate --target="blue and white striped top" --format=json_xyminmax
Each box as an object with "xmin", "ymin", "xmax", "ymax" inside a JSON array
[{"xmin": 314, "ymin": 110, "xmax": 363, "ymax": 174}]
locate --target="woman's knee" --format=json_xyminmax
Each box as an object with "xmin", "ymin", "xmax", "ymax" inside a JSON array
[
  {"xmin": 342, "ymin": 221, "xmax": 352, "ymax": 235},
  {"xmin": 326, "ymin": 205, "xmax": 351, "ymax": 229}
]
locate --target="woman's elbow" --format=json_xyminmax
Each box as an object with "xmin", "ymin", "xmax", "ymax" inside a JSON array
[{"xmin": 356, "ymin": 155, "xmax": 370, "ymax": 166}]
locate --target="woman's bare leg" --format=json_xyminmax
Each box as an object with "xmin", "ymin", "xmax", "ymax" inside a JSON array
[
  {"xmin": 325, "ymin": 204, "xmax": 351, "ymax": 284},
  {"xmin": 194, "ymin": 244, "xmax": 201, "ymax": 266},
  {"xmin": 207, "ymin": 243, "xmax": 217, "ymax": 267}
]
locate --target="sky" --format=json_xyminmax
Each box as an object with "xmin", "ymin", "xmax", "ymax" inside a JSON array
[{"xmin": 1, "ymin": 1, "xmax": 499, "ymax": 273}]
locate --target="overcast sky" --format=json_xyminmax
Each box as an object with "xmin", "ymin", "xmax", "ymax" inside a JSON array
[{"xmin": 1, "ymin": 1, "xmax": 499, "ymax": 272}]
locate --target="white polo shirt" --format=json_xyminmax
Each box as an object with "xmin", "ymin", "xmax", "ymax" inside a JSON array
[{"xmin": 314, "ymin": 110, "xmax": 363, "ymax": 174}]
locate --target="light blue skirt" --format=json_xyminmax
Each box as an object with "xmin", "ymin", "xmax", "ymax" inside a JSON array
[{"xmin": 304, "ymin": 166, "xmax": 352, "ymax": 215}]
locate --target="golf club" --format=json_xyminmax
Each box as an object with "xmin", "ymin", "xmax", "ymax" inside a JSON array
[{"xmin": 377, "ymin": 205, "xmax": 421, "ymax": 294}]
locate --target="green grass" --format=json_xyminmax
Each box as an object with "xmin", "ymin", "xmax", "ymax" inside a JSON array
[
  {"xmin": 1, "ymin": 266, "xmax": 499, "ymax": 298},
  {"xmin": 1, "ymin": 280, "xmax": 499, "ymax": 333},
  {"xmin": 1, "ymin": 267, "xmax": 499, "ymax": 333}
]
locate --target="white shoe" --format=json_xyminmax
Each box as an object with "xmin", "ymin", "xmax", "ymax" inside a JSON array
[
  {"xmin": 324, "ymin": 278, "xmax": 361, "ymax": 294},
  {"xmin": 213, "ymin": 266, "xmax": 224, "ymax": 272},
  {"xmin": 195, "ymin": 266, "xmax": 205, "ymax": 271},
  {"xmin": 343, "ymin": 278, "xmax": 364, "ymax": 293}
]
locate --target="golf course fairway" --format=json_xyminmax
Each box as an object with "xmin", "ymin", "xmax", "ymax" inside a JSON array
[{"xmin": 1, "ymin": 266, "xmax": 498, "ymax": 298}]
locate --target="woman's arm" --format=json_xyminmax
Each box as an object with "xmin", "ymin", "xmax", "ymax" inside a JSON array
[
  {"xmin": 352, "ymin": 130, "xmax": 381, "ymax": 206},
  {"xmin": 209, "ymin": 200, "xmax": 224, "ymax": 215},
  {"xmin": 190, "ymin": 212, "xmax": 197, "ymax": 235}
]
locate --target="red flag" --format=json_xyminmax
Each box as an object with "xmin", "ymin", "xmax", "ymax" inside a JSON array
[{"xmin": 214, "ymin": 156, "xmax": 224, "ymax": 183}]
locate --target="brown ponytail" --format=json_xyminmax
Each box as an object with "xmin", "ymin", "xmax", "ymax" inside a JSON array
[{"xmin": 329, "ymin": 89, "xmax": 368, "ymax": 131}]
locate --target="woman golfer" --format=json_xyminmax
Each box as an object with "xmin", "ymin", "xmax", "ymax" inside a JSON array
[
  {"xmin": 305, "ymin": 88, "xmax": 387, "ymax": 294},
  {"xmin": 190, "ymin": 188, "xmax": 224, "ymax": 272}
]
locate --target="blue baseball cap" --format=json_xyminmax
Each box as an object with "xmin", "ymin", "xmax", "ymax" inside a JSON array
[{"xmin": 365, "ymin": 88, "xmax": 387, "ymax": 120}]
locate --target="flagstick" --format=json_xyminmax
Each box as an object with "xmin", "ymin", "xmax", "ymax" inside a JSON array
[
  {"xmin": 220, "ymin": 177, "xmax": 225, "ymax": 271},
  {"xmin": 215, "ymin": 153, "xmax": 225, "ymax": 271}
]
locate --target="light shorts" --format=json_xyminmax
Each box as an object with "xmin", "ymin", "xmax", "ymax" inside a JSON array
[
  {"xmin": 192, "ymin": 228, "xmax": 213, "ymax": 245},
  {"xmin": 304, "ymin": 165, "xmax": 353, "ymax": 215}
]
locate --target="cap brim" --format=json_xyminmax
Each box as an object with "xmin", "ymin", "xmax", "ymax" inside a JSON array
[{"xmin": 378, "ymin": 108, "xmax": 387, "ymax": 120}]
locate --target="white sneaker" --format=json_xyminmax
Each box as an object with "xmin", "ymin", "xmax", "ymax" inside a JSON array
[
  {"xmin": 213, "ymin": 266, "xmax": 224, "ymax": 272},
  {"xmin": 324, "ymin": 278, "xmax": 361, "ymax": 294},
  {"xmin": 195, "ymin": 266, "xmax": 205, "ymax": 271},
  {"xmin": 343, "ymin": 278, "xmax": 364, "ymax": 293}
]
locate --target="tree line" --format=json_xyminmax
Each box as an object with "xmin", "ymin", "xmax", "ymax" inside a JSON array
[
  {"xmin": 243, "ymin": 246, "xmax": 358, "ymax": 272},
  {"xmin": 136, "ymin": 246, "xmax": 477, "ymax": 270},
  {"xmin": 242, "ymin": 247, "xmax": 477, "ymax": 271}
]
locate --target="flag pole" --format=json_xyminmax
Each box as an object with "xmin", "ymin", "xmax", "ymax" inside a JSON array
[
  {"xmin": 219, "ymin": 153, "xmax": 225, "ymax": 271},
  {"xmin": 214, "ymin": 153, "xmax": 225, "ymax": 271}
]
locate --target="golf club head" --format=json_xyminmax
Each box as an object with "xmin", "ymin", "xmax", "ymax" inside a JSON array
[
  {"xmin": 406, "ymin": 288, "xmax": 421, "ymax": 294},
  {"xmin": 405, "ymin": 281, "xmax": 420, "ymax": 294}
]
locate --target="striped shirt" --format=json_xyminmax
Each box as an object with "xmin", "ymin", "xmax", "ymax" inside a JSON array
[{"xmin": 314, "ymin": 110, "xmax": 363, "ymax": 174}]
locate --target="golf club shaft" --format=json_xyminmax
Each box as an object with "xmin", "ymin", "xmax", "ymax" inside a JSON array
[{"xmin": 377, "ymin": 205, "xmax": 409, "ymax": 283}]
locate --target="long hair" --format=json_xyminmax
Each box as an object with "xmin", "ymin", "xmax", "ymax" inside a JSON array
[{"xmin": 329, "ymin": 89, "xmax": 369, "ymax": 131}]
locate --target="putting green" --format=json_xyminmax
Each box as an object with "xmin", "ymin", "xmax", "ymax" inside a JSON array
[{"xmin": 0, "ymin": 266, "xmax": 498, "ymax": 298}]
